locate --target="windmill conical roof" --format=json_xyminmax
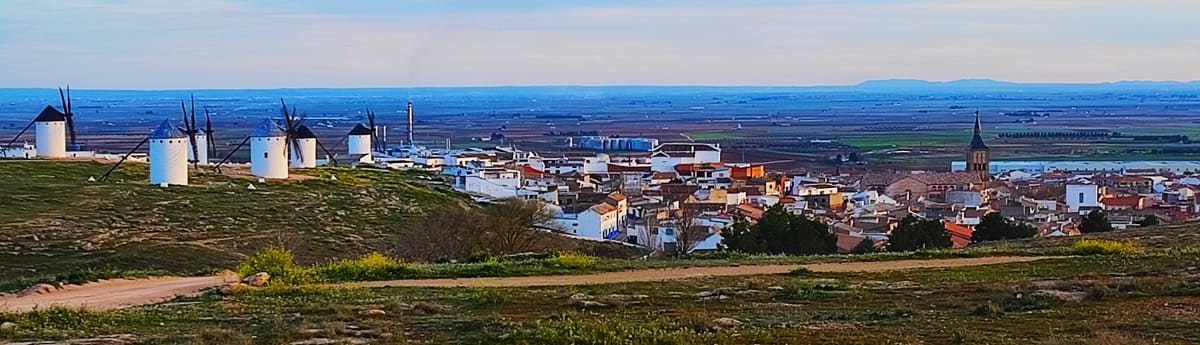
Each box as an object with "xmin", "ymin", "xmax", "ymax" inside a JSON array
[
  {"xmin": 294, "ymin": 124, "xmax": 318, "ymax": 139},
  {"xmin": 348, "ymin": 123, "xmax": 373, "ymax": 136},
  {"xmin": 251, "ymin": 118, "xmax": 286, "ymax": 137},
  {"xmin": 34, "ymin": 105, "xmax": 66, "ymax": 122},
  {"xmin": 149, "ymin": 120, "xmax": 187, "ymax": 139}
]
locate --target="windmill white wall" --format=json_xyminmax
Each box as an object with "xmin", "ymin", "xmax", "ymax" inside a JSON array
[
  {"xmin": 250, "ymin": 119, "xmax": 289, "ymax": 179},
  {"xmin": 290, "ymin": 138, "xmax": 317, "ymax": 168},
  {"xmin": 149, "ymin": 120, "xmax": 189, "ymax": 185},
  {"xmin": 348, "ymin": 134, "xmax": 372, "ymax": 158},
  {"xmin": 187, "ymin": 133, "xmax": 208, "ymax": 165},
  {"xmin": 35, "ymin": 121, "xmax": 67, "ymax": 158}
]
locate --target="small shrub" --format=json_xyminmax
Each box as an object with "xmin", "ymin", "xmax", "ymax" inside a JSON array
[
  {"xmin": 1073, "ymin": 240, "xmax": 1138, "ymax": 256},
  {"xmin": 970, "ymin": 301, "xmax": 1003, "ymax": 316},
  {"xmin": 778, "ymin": 284, "xmax": 843, "ymax": 300},
  {"xmin": 787, "ymin": 267, "xmax": 813, "ymax": 276},
  {"xmin": 551, "ymin": 252, "xmax": 598, "ymax": 269},
  {"xmin": 186, "ymin": 329, "xmax": 254, "ymax": 345},
  {"xmin": 465, "ymin": 252, "xmax": 494, "ymax": 264},
  {"xmin": 313, "ymin": 252, "xmax": 424, "ymax": 282},
  {"xmin": 468, "ymin": 288, "xmax": 508, "ymax": 305},
  {"xmin": 683, "ymin": 251, "xmax": 751, "ymax": 260},
  {"xmin": 477, "ymin": 259, "xmax": 510, "ymax": 276},
  {"xmin": 237, "ymin": 246, "xmax": 315, "ymax": 286}
]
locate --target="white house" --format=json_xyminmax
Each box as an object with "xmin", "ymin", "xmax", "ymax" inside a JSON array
[
  {"xmin": 555, "ymin": 192, "xmax": 629, "ymax": 240},
  {"xmin": 650, "ymin": 143, "xmax": 721, "ymax": 172},
  {"xmin": 1066, "ymin": 184, "xmax": 1102, "ymax": 213}
]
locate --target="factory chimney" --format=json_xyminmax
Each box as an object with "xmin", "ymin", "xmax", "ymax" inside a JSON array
[{"xmin": 407, "ymin": 101, "xmax": 415, "ymax": 146}]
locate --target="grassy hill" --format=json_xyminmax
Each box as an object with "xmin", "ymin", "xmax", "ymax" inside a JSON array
[
  {"xmin": 2, "ymin": 225, "xmax": 1198, "ymax": 344},
  {"xmin": 0, "ymin": 160, "xmax": 642, "ymax": 283}
]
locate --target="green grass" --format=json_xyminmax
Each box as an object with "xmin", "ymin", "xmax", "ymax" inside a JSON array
[
  {"xmin": 3, "ymin": 249, "xmax": 1198, "ymax": 344},
  {"xmin": 686, "ymin": 131, "xmax": 740, "ymax": 140},
  {"xmin": 841, "ymin": 130, "xmax": 966, "ymax": 151}
]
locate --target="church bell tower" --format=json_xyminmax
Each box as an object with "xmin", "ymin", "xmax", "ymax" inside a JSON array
[{"xmin": 966, "ymin": 110, "xmax": 990, "ymax": 175}]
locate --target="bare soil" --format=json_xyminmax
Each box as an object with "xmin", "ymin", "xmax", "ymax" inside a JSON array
[
  {"xmin": 0, "ymin": 272, "xmax": 238, "ymax": 313},
  {"xmin": 0, "ymin": 256, "xmax": 1053, "ymax": 312}
]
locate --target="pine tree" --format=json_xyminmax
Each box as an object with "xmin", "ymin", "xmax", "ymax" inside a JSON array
[
  {"xmin": 1080, "ymin": 209, "xmax": 1114, "ymax": 233},
  {"xmin": 888, "ymin": 215, "xmax": 952, "ymax": 252},
  {"xmin": 972, "ymin": 212, "xmax": 1037, "ymax": 243}
]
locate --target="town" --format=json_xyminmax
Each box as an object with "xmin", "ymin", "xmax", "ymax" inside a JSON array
[{"xmin": 4, "ymin": 93, "xmax": 1187, "ymax": 256}]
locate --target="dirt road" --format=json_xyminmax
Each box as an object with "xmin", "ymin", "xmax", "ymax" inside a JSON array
[
  {"xmin": 0, "ymin": 256, "xmax": 1053, "ymax": 312},
  {"xmin": 349, "ymin": 256, "xmax": 1053, "ymax": 288},
  {"xmin": 0, "ymin": 273, "xmax": 238, "ymax": 313}
]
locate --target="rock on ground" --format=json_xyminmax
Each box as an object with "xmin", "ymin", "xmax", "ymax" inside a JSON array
[
  {"xmin": 17, "ymin": 284, "xmax": 57, "ymax": 297},
  {"xmin": 219, "ymin": 282, "xmax": 248, "ymax": 295},
  {"xmin": 1031, "ymin": 289, "xmax": 1087, "ymax": 302},
  {"xmin": 8, "ymin": 334, "xmax": 137, "ymax": 345},
  {"xmin": 242, "ymin": 272, "xmax": 270, "ymax": 287}
]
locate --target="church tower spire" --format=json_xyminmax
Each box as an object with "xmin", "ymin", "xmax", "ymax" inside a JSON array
[{"xmin": 966, "ymin": 110, "xmax": 990, "ymax": 175}]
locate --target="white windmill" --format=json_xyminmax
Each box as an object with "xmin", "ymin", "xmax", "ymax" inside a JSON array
[
  {"xmin": 249, "ymin": 119, "xmax": 289, "ymax": 179},
  {"xmin": 290, "ymin": 124, "xmax": 318, "ymax": 168},
  {"xmin": 148, "ymin": 120, "xmax": 189, "ymax": 186}
]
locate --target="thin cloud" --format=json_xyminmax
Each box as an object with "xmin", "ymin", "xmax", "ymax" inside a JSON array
[{"xmin": 0, "ymin": 0, "xmax": 1196, "ymax": 88}]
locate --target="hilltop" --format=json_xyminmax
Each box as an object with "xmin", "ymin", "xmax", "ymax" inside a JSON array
[{"xmin": 0, "ymin": 160, "xmax": 641, "ymax": 282}]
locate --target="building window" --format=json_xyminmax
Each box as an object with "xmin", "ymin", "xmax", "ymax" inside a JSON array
[{"xmin": 1078, "ymin": 192, "xmax": 1085, "ymax": 203}]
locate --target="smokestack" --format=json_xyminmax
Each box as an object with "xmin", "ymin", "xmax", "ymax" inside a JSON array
[{"xmin": 407, "ymin": 101, "xmax": 414, "ymax": 146}]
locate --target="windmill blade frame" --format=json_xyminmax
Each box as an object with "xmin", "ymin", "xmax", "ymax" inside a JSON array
[
  {"xmin": 204, "ymin": 107, "xmax": 217, "ymax": 159},
  {"xmin": 212, "ymin": 136, "xmax": 252, "ymax": 172},
  {"xmin": 3, "ymin": 119, "xmax": 37, "ymax": 150},
  {"xmin": 59, "ymin": 86, "xmax": 79, "ymax": 147},
  {"xmin": 181, "ymin": 100, "xmax": 199, "ymax": 167},
  {"xmin": 99, "ymin": 137, "xmax": 150, "ymax": 182},
  {"xmin": 315, "ymin": 138, "xmax": 339, "ymax": 165},
  {"xmin": 366, "ymin": 108, "xmax": 380, "ymax": 152}
]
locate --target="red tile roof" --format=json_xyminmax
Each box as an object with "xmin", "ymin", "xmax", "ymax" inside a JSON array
[
  {"xmin": 944, "ymin": 222, "xmax": 973, "ymax": 249},
  {"xmin": 1102, "ymin": 196, "xmax": 1144, "ymax": 207}
]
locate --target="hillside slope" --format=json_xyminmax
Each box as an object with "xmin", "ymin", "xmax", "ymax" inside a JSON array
[
  {"xmin": 0, "ymin": 160, "xmax": 469, "ymax": 280},
  {"xmin": 0, "ymin": 160, "xmax": 643, "ymax": 282}
]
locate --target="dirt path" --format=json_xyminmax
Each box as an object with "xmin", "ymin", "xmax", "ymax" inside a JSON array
[
  {"xmin": 349, "ymin": 256, "xmax": 1054, "ymax": 288},
  {"xmin": 0, "ymin": 273, "xmax": 238, "ymax": 313},
  {"xmin": 0, "ymin": 256, "xmax": 1054, "ymax": 312}
]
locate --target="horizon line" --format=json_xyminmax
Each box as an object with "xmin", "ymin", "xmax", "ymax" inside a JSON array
[{"xmin": 1, "ymin": 78, "xmax": 1199, "ymax": 91}]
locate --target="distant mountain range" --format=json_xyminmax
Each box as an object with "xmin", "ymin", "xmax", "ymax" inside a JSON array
[{"xmin": 851, "ymin": 78, "xmax": 1200, "ymax": 92}]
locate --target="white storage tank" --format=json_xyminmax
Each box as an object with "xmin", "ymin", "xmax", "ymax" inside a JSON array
[
  {"xmin": 290, "ymin": 124, "xmax": 318, "ymax": 168},
  {"xmin": 250, "ymin": 119, "xmax": 288, "ymax": 179},
  {"xmin": 149, "ymin": 120, "xmax": 189, "ymax": 185},
  {"xmin": 347, "ymin": 123, "xmax": 373, "ymax": 160},
  {"xmin": 33, "ymin": 106, "xmax": 67, "ymax": 158}
]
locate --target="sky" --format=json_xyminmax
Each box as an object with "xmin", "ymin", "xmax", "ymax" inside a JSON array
[{"xmin": 1, "ymin": 0, "xmax": 1198, "ymax": 89}]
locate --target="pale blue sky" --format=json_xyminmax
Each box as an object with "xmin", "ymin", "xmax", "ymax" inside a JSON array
[{"xmin": 1, "ymin": 0, "xmax": 1198, "ymax": 89}]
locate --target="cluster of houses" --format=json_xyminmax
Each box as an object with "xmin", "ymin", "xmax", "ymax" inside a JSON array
[
  {"xmin": 414, "ymin": 140, "xmax": 1200, "ymax": 254},
  {"xmin": 404, "ymin": 115, "xmax": 1197, "ymax": 254}
]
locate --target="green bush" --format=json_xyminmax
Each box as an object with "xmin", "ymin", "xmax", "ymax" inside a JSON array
[
  {"xmin": 551, "ymin": 252, "xmax": 598, "ymax": 269},
  {"xmin": 465, "ymin": 252, "xmax": 494, "ymax": 264},
  {"xmin": 1073, "ymin": 239, "xmax": 1138, "ymax": 256},
  {"xmin": 787, "ymin": 267, "xmax": 813, "ymax": 276},
  {"xmin": 312, "ymin": 252, "xmax": 424, "ymax": 282},
  {"xmin": 777, "ymin": 283, "xmax": 843, "ymax": 300},
  {"xmin": 237, "ymin": 246, "xmax": 315, "ymax": 286}
]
